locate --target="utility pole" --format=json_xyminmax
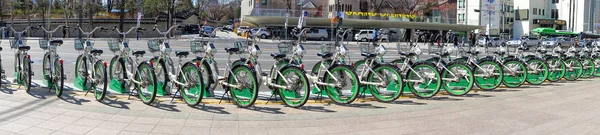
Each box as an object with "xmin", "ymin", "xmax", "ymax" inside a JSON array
[
  {"xmin": 78, "ymin": 0, "xmax": 83, "ymax": 39},
  {"xmin": 119, "ymin": 0, "xmax": 125, "ymax": 33}
]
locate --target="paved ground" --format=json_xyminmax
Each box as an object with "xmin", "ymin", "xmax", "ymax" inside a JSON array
[
  {"xmin": 0, "ymin": 34, "xmax": 599, "ymax": 135},
  {"xmin": 0, "ymin": 76, "xmax": 598, "ymax": 135}
]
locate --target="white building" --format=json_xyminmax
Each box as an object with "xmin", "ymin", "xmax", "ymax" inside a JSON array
[
  {"xmin": 513, "ymin": 0, "xmax": 599, "ymax": 37},
  {"xmin": 457, "ymin": 0, "xmax": 514, "ymax": 36}
]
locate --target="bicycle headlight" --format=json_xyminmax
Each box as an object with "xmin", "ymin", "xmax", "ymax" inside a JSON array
[
  {"xmin": 339, "ymin": 45, "xmax": 349, "ymax": 56},
  {"xmin": 207, "ymin": 43, "xmax": 217, "ymax": 55},
  {"xmin": 377, "ymin": 45, "xmax": 387, "ymax": 56}
]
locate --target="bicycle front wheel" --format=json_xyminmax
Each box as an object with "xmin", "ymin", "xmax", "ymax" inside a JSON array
[
  {"xmin": 54, "ymin": 58, "xmax": 65, "ymax": 97},
  {"xmin": 525, "ymin": 59, "xmax": 548, "ymax": 85},
  {"xmin": 179, "ymin": 62, "xmax": 204, "ymax": 106},
  {"xmin": 546, "ymin": 58, "xmax": 565, "ymax": 82},
  {"xmin": 228, "ymin": 65, "xmax": 258, "ymax": 108},
  {"xmin": 580, "ymin": 58, "xmax": 595, "ymax": 78},
  {"xmin": 322, "ymin": 65, "xmax": 360, "ymax": 104},
  {"xmin": 22, "ymin": 55, "xmax": 31, "ymax": 92},
  {"xmin": 276, "ymin": 66, "xmax": 310, "ymax": 108},
  {"xmin": 42, "ymin": 54, "xmax": 52, "ymax": 87},
  {"xmin": 563, "ymin": 58, "xmax": 582, "ymax": 81},
  {"xmin": 368, "ymin": 65, "xmax": 403, "ymax": 102},
  {"xmin": 502, "ymin": 60, "xmax": 527, "ymax": 88},
  {"xmin": 473, "ymin": 60, "xmax": 503, "ymax": 90},
  {"xmin": 407, "ymin": 63, "xmax": 442, "ymax": 98},
  {"xmin": 135, "ymin": 62, "xmax": 157, "ymax": 105},
  {"xmin": 93, "ymin": 60, "xmax": 108, "ymax": 101},
  {"xmin": 594, "ymin": 57, "xmax": 600, "ymax": 77},
  {"xmin": 442, "ymin": 62, "xmax": 474, "ymax": 96},
  {"xmin": 151, "ymin": 58, "xmax": 169, "ymax": 95}
]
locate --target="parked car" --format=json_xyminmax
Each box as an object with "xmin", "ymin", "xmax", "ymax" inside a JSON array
[
  {"xmin": 250, "ymin": 28, "xmax": 271, "ymax": 39},
  {"xmin": 354, "ymin": 29, "xmax": 388, "ymax": 42},
  {"xmin": 542, "ymin": 37, "xmax": 575, "ymax": 47},
  {"xmin": 508, "ymin": 37, "xmax": 541, "ymax": 47},
  {"xmin": 305, "ymin": 29, "xmax": 329, "ymax": 41},
  {"xmin": 201, "ymin": 26, "xmax": 215, "ymax": 37},
  {"xmin": 478, "ymin": 37, "xmax": 505, "ymax": 47},
  {"xmin": 237, "ymin": 26, "xmax": 249, "ymax": 35},
  {"xmin": 224, "ymin": 25, "xmax": 234, "ymax": 31}
]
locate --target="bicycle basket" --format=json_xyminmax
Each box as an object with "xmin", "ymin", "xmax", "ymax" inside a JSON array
[
  {"xmin": 39, "ymin": 39, "xmax": 49, "ymax": 50},
  {"xmin": 190, "ymin": 40, "xmax": 207, "ymax": 53},
  {"xmin": 74, "ymin": 39, "xmax": 85, "ymax": 51},
  {"xmin": 360, "ymin": 43, "xmax": 376, "ymax": 53},
  {"xmin": 277, "ymin": 42, "xmax": 294, "ymax": 54},
  {"xmin": 396, "ymin": 43, "xmax": 412, "ymax": 53},
  {"xmin": 10, "ymin": 39, "xmax": 26, "ymax": 49},
  {"xmin": 107, "ymin": 39, "xmax": 121, "ymax": 52},
  {"xmin": 147, "ymin": 39, "xmax": 160, "ymax": 52},
  {"xmin": 233, "ymin": 41, "xmax": 248, "ymax": 53},
  {"xmin": 320, "ymin": 43, "xmax": 336, "ymax": 53}
]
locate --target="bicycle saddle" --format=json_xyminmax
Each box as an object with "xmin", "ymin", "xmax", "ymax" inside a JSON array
[
  {"xmin": 175, "ymin": 51, "xmax": 190, "ymax": 57},
  {"xmin": 398, "ymin": 52, "xmax": 417, "ymax": 57},
  {"xmin": 466, "ymin": 51, "xmax": 479, "ymax": 55},
  {"xmin": 91, "ymin": 49, "xmax": 103, "ymax": 55},
  {"xmin": 224, "ymin": 48, "xmax": 239, "ymax": 53},
  {"xmin": 555, "ymin": 51, "xmax": 565, "ymax": 54},
  {"xmin": 18, "ymin": 46, "xmax": 30, "ymax": 51},
  {"xmin": 270, "ymin": 53, "xmax": 286, "ymax": 59},
  {"xmin": 360, "ymin": 52, "xmax": 377, "ymax": 58},
  {"xmin": 133, "ymin": 50, "xmax": 146, "ymax": 56},
  {"xmin": 537, "ymin": 50, "xmax": 547, "ymax": 54},
  {"xmin": 317, "ymin": 52, "xmax": 333, "ymax": 58},
  {"xmin": 0, "ymin": 47, "xmax": 3, "ymax": 51},
  {"xmin": 50, "ymin": 40, "xmax": 63, "ymax": 45}
]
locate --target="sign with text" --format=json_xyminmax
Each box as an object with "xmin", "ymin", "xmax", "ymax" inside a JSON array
[
  {"xmin": 344, "ymin": 11, "xmax": 416, "ymax": 19},
  {"xmin": 481, "ymin": 0, "xmax": 500, "ymax": 30}
]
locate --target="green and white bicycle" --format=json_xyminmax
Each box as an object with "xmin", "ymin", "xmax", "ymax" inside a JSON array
[
  {"xmin": 38, "ymin": 25, "xmax": 68, "ymax": 97},
  {"xmin": 73, "ymin": 25, "xmax": 109, "ymax": 101}
]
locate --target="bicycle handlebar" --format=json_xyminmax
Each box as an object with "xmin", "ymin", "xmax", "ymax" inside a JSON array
[
  {"xmin": 39, "ymin": 25, "xmax": 67, "ymax": 34},
  {"xmin": 113, "ymin": 26, "xmax": 144, "ymax": 36},
  {"xmin": 152, "ymin": 25, "xmax": 183, "ymax": 37},
  {"xmin": 75, "ymin": 25, "xmax": 107, "ymax": 38}
]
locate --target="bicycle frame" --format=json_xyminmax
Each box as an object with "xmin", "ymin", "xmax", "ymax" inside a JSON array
[
  {"xmin": 152, "ymin": 25, "xmax": 193, "ymax": 87},
  {"xmin": 113, "ymin": 27, "xmax": 148, "ymax": 86},
  {"xmin": 75, "ymin": 26, "xmax": 106, "ymax": 83}
]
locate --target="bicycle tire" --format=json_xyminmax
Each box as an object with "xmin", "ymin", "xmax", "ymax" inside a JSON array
[
  {"xmin": 42, "ymin": 54, "xmax": 52, "ymax": 87},
  {"xmin": 54, "ymin": 58, "xmax": 65, "ymax": 97},
  {"xmin": 563, "ymin": 58, "xmax": 582, "ymax": 81},
  {"xmin": 135, "ymin": 62, "xmax": 157, "ymax": 105},
  {"xmin": 594, "ymin": 58, "xmax": 600, "ymax": 77},
  {"xmin": 75, "ymin": 55, "xmax": 89, "ymax": 90},
  {"xmin": 546, "ymin": 57, "xmax": 565, "ymax": 82},
  {"xmin": 367, "ymin": 64, "xmax": 403, "ymax": 102},
  {"xmin": 23, "ymin": 55, "xmax": 31, "ymax": 92},
  {"xmin": 179, "ymin": 62, "xmax": 204, "ymax": 106},
  {"xmin": 406, "ymin": 62, "xmax": 442, "ymax": 98},
  {"xmin": 502, "ymin": 60, "xmax": 527, "ymax": 88},
  {"xmin": 195, "ymin": 59, "xmax": 214, "ymax": 96},
  {"xmin": 579, "ymin": 58, "xmax": 595, "ymax": 78},
  {"xmin": 442, "ymin": 62, "xmax": 474, "ymax": 96},
  {"xmin": 323, "ymin": 64, "xmax": 360, "ymax": 104},
  {"xmin": 228, "ymin": 65, "xmax": 258, "ymax": 108},
  {"xmin": 93, "ymin": 60, "xmax": 108, "ymax": 101},
  {"xmin": 525, "ymin": 59, "xmax": 549, "ymax": 85},
  {"xmin": 276, "ymin": 66, "xmax": 310, "ymax": 107},
  {"xmin": 473, "ymin": 60, "xmax": 503, "ymax": 90},
  {"xmin": 150, "ymin": 57, "xmax": 169, "ymax": 94}
]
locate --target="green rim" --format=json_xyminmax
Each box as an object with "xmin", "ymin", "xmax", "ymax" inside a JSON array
[
  {"xmin": 594, "ymin": 58, "xmax": 600, "ymax": 77},
  {"xmin": 502, "ymin": 61, "xmax": 527, "ymax": 88},
  {"xmin": 42, "ymin": 55, "xmax": 51, "ymax": 86},
  {"xmin": 442, "ymin": 63, "xmax": 474, "ymax": 96},
  {"xmin": 546, "ymin": 58, "xmax": 565, "ymax": 82},
  {"xmin": 525, "ymin": 59, "xmax": 549, "ymax": 85},
  {"xmin": 580, "ymin": 58, "xmax": 595, "ymax": 78},
  {"xmin": 93, "ymin": 61, "xmax": 107, "ymax": 100},
  {"xmin": 323, "ymin": 65, "xmax": 359, "ymax": 104},
  {"xmin": 54, "ymin": 60, "xmax": 64, "ymax": 96},
  {"xmin": 474, "ymin": 61, "xmax": 503, "ymax": 90},
  {"xmin": 136, "ymin": 63, "xmax": 157, "ymax": 103},
  {"xmin": 368, "ymin": 65, "xmax": 403, "ymax": 102},
  {"xmin": 229, "ymin": 66, "xmax": 258, "ymax": 107},
  {"xmin": 180, "ymin": 64, "xmax": 203, "ymax": 106},
  {"xmin": 312, "ymin": 60, "xmax": 333, "ymax": 76},
  {"xmin": 277, "ymin": 67, "xmax": 309, "ymax": 107},
  {"xmin": 407, "ymin": 64, "xmax": 441, "ymax": 98},
  {"xmin": 563, "ymin": 59, "xmax": 582, "ymax": 81}
]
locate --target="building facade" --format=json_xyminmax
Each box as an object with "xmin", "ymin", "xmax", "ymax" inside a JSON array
[
  {"xmin": 456, "ymin": 0, "xmax": 514, "ymax": 36},
  {"xmin": 513, "ymin": 0, "xmax": 598, "ymax": 37}
]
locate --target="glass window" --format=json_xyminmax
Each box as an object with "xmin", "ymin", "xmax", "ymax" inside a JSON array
[
  {"xmin": 458, "ymin": 0, "xmax": 465, "ymax": 8},
  {"xmin": 533, "ymin": 8, "xmax": 537, "ymax": 15}
]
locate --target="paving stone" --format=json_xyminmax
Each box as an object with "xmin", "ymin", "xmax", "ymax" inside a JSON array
[
  {"xmin": 58, "ymin": 124, "xmax": 94, "ymax": 134},
  {"xmin": 0, "ymin": 123, "xmax": 31, "ymax": 133},
  {"xmin": 35, "ymin": 121, "xmax": 69, "ymax": 130},
  {"xmin": 86, "ymin": 127, "xmax": 121, "ymax": 135},
  {"xmin": 123, "ymin": 124, "xmax": 156, "ymax": 133},
  {"xmin": 20, "ymin": 126, "xmax": 55, "ymax": 135}
]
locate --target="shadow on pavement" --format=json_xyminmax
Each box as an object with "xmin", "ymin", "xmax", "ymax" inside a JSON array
[
  {"xmin": 59, "ymin": 93, "xmax": 91, "ymax": 105},
  {"xmin": 0, "ymin": 96, "xmax": 61, "ymax": 122},
  {"xmin": 0, "ymin": 86, "xmax": 16, "ymax": 94},
  {"xmin": 464, "ymin": 93, "xmax": 494, "ymax": 98},
  {"xmin": 478, "ymin": 89, "xmax": 521, "ymax": 92},
  {"xmin": 27, "ymin": 90, "xmax": 52, "ymax": 99},
  {"xmin": 150, "ymin": 102, "xmax": 181, "ymax": 112},
  {"xmin": 100, "ymin": 98, "xmax": 131, "ymax": 109},
  {"xmin": 297, "ymin": 106, "xmax": 336, "ymax": 113},
  {"xmin": 338, "ymin": 103, "xmax": 386, "ymax": 109},
  {"xmin": 427, "ymin": 97, "xmax": 464, "ymax": 101},
  {"xmin": 244, "ymin": 106, "xmax": 285, "ymax": 114},
  {"xmin": 390, "ymin": 100, "xmax": 427, "ymax": 105},
  {"xmin": 193, "ymin": 104, "xmax": 230, "ymax": 114}
]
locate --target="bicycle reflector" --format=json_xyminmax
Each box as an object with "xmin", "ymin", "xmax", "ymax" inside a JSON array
[
  {"xmin": 196, "ymin": 61, "xmax": 200, "ymax": 67},
  {"xmin": 27, "ymin": 54, "xmax": 31, "ymax": 60},
  {"xmin": 59, "ymin": 59, "xmax": 64, "ymax": 64},
  {"xmin": 249, "ymin": 62, "xmax": 254, "ymax": 68},
  {"xmin": 103, "ymin": 61, "xmax": 108, "ymax": 67},
  {"xmin": 150, "ymin": 61, "xmax": 154, "ymax": 67},
  {"xmin": 301, "ymin": 64, "xmax": 305, "ymax": 70}
]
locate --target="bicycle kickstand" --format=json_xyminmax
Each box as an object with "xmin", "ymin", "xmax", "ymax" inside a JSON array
[
  {"xmin": 218, "ymin": 90, "xmax": 232, "ymax": 104},
  {"xmin": 170, "ymin": 88, "xmax": 181, "ymax": 103},
  {"xmin": 265, "ymin": 91, "xmax": 278, "ymax": 105}
]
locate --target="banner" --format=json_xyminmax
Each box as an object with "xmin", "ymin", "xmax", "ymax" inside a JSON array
[{"xmin": 344, "ymin": 11, "xmax": 416, "ymax": 19}]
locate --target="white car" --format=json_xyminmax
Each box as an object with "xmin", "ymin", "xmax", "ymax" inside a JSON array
[
  {"xmin": 507, "ymin": 37, "xmax": 541, "ymax": 47},
  {"xmin": 354, "ymin": 30, "xmax": 388, "ymax": 42},
  {"xmin": 478, "ymin": 37, "xmax": 505, "ymax": 47},
  {"xmin": 541, "ymin": 37, "xmax": 575, "ymax": 47},
  {"xmin": 305, "ymin": 29, "xmax": 329, "ymax": 41},
  {"xmin": 236, "ymin": 26, "xmax": 249, "ymax": 35}
]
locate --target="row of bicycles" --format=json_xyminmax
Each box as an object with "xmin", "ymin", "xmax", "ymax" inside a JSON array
[{"xmin": 1, "ymin": 25, "xmax": 598, "ymax": 109}]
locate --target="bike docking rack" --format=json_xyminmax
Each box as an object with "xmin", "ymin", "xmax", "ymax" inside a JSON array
[
  {"xmin": 38, "ymin": 25, "xmax": 69, "ymax": 96},
  {"xmin": 146, "ymin": 38, "xmax": 172, "ymax": 97}
]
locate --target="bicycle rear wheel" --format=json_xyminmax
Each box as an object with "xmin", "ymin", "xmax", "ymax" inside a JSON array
[
  {"xmin": 407, "ymin": 63, "xmax": 441, "ymax": 98},
  {"xmin": 54, "ymin": 58, "xmax": 65, "ymax": 97},
  {"xmin": 135, "ymin": 62, "xmax": 157, "ymax": 104},
  {"xmin": 473, "ymin": 60, "xmax": 503, "ymax": 90},
  {"xmin": 563, "ymin": 58, "xmax": 582, "ymax": 81},
  {"xmin": 23, "ymin": 55, "xmax": 31, "ymax": 92},
  {"xmin": 546, "ymin": 58, "xmax": 565, "ymax": 82},
  {"xmin": 525, "ymin": 59, "xmax": 548, "ymax": 85},
  {"xmin": 594, "ymin": 57, "xmax": 600, "ymax": 77},
  {"xmin": 368, "ymin": 65, "xmax": 403, "ymax": 102},
  {"xmin": 179, "ymin": 62, "xmax": 204, "ymax": 106},
  {"xmin": 323, "ymin": 64, "xmax": 360, "ymax": 104},
  {"xmin": 502, "ymin": 60, "xmax": 527, "ymax": 88},
  {"xmin": 93, "ymin": 60, "xmax": 108, "ymax": 101},
  {"xmin": 580, "ymin": 58, "xmax": 595, "ymax": 78},
  {"xmin": 228, "ymin": 65, "xmax": 258, "ymax": 108},
  {"xmin": 442, "ymin": 62, "xmax": 474, "ymax": 96},
  {"xmin": 276, "ymin": 66, "xmax": 310, "ymax": 108}
]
